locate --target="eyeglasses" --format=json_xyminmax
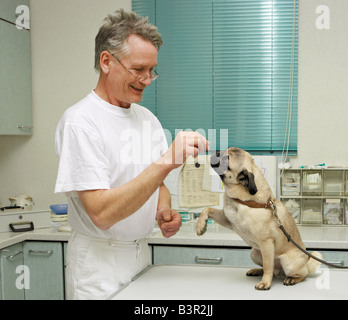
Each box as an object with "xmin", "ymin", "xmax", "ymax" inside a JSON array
[{"xmin": 109, "ymin": 52, "xmax": 159, "ymax": 82}]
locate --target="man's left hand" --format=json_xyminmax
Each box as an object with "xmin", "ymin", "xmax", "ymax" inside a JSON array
[{"xmin": 156, "ymin": 207, "xmax": 182, "ymax": 238}]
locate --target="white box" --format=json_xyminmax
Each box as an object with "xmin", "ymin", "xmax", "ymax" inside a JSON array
[{"xmin": 0, "ymin": 209, "xmax": 51, "ymax": 233}]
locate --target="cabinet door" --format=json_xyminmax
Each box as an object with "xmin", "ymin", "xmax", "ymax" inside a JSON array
[
  {"xmin": 0, "ymin": 243, "xmax": 25, "ymax": 300},
  {"xmin": 0, "ymin": 8, "xmax": 32, "ymax": 135},
  {"xmin": 63, "ymin": 242, "xmax": 68, "ymax": 298},
  {"xmin": 23, "ymin": 242, "xmax": 64, "ymax": 300}
]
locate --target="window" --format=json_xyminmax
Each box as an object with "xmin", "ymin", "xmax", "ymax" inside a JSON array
[{"xmin": 132, "ymin": 0, "xmax": 298, "ymax": 154}]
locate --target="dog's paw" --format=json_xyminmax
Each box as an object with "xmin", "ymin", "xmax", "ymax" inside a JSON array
[
  {"xmin": 196, "ymin": 219, "xmax": 207, "ymax": 236},
  {"xmin": 246, "ymin": 268, "xmax": 263, "ymax": 277},
  {"xmin": 196, "ymin": 209, "xmax": 210, "ymax": 236},
  {"xmin": 283, "ymin": 277, "xmax": 296, "ymax": 286},
  {"xmin": 255, "ymin": 281, "xmax": 271, "ymax": 290},
  {"xmin": 283, "ymin": 276, "xmax": 305, "ymax": 286}
]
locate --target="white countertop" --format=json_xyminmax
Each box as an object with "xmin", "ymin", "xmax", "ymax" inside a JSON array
[
  {"xmin": 148, "ymin": 222, "xmax": 348, "ymax": 249},
  {"xmin": 1, "ymin": 221, "xmax": 348, "ymax": 250},
  {"xmin": 109, "ymin": 264, "xmax": 348, "ymax": 300}
]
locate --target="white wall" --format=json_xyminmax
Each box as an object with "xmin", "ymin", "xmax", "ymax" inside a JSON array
[
  {"xmin": 0, "ymin": 0, "xmax": 131, "ymax": 208},
  {"xmin": 293, "ymin": 0, "xmax": 348, "ymax": 167},
  {"xmin": 0, "ymin": 0, "xmax": 347, "ymax": 208}
]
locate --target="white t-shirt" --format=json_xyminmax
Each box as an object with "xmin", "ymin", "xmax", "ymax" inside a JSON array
[{"xmin": 55, "ymin": 90, "xmax": 168, "ymax": 241}]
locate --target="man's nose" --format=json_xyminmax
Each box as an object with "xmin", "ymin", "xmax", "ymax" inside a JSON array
[{"xmin": 140, "ymin": 76, "xmax": 152, "ymax": 86}]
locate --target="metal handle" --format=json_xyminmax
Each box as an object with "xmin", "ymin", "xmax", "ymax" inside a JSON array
[
  {"xmin": 326, "ymin": 260, "xmax": 344, "ymax": 266},
  {"xmin": 28, "ymin": 250, "xmax": 53, "ymax": 255},
  {"xmin": 195, "ymin": 256, "xmax": 223, "ymax": 264},
  {"xmin": 17, "ymin": 125, "xmax": 33, "ymax": 129},
  {"xmin": 6, "ymin": 251, "xmax": 23, "ymax": 260},
  {"xmin": 9, "ymin": 221, "xmax": 34, "ymax": 232}
]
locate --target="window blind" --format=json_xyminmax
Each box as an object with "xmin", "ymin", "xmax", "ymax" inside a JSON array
[
  {"xmin": 156, "ymin": 0, "xmax": 213, "ymax": 141},
  {"xmin": 132, "ymin": 0, "xmax": 298, "ymax": 154}
]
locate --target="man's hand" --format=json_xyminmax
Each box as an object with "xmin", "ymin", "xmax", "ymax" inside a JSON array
[
  {"xmin": 156, "ymin": 207, "xmax": 182, "ymax": 238},
  {"xmin": 158, "ymin": 131, "xmax": 209, "ymax": 169}
]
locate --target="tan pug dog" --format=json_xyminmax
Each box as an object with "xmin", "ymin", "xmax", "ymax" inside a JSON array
[{"xmin": 196, "ymin": 147, "xmax": 322, "ymax": 290}]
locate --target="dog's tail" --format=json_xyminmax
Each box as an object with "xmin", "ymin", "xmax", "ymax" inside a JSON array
[{"xmin": 307, "ymin": 251, "xmax": 322, "ymax": 274}]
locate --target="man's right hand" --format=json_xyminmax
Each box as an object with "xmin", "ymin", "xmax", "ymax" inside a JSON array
[{"xmin": 158, "ymin": 131, "xmax": 210, "ymax": 168}]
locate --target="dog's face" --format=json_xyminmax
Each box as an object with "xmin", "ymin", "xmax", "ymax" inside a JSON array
[{"xmin": 210, "ymin": 147, "xmax": 258, "ymax": 195}]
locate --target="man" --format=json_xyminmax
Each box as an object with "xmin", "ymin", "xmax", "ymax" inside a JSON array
[{"xmin": 55, "ymin": 9, "xmax": 209, "ymax": 299}]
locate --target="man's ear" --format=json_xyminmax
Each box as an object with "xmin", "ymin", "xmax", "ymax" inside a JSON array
[
  {"xmin": 99, "ymin": 51, "xmax": 112, "ymax": 74},
  {"xmin": 237, "ymin": 169, "xmax": 258, "ymax": 195}
]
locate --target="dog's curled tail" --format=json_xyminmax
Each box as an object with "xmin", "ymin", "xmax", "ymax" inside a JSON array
[{"xmin": 307, "ymin": 251, "xmax": 323, "ymax": 274}]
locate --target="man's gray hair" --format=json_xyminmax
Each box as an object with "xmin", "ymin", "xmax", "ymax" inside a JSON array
[{"xmin": 94, "ymin": 9, "xmax": 163, "ymax": 72}]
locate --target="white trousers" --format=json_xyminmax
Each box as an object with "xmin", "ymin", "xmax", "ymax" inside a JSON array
[{"xmin": 65, "ymin": 231, "xmax": 151, "ymax": 300}]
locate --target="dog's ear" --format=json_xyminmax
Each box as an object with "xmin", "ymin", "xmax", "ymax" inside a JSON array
[{"xmin": 237, "ymin": 169, "xmax": 258, "ymax": 195}]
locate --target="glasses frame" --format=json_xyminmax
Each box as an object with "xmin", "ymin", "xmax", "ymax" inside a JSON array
[{"xmin": 109, "ymin": 52, "xmax": 159, "ymax": 82}]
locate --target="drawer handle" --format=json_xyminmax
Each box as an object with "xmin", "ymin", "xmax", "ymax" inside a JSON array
[
  {"xmin": 29, "ymin": 250, "xmax": 53, "ymax": 255},
  {"xmin": 326, "ymin": 260, "xmax": 344, "ymax": 266},
  {"xmin": 195, "ymin": 256, "xmax": 223, "ymax": 264},
  {"xmin": 6, "ymin": 251, "xmax": 23, "ymax": 260},
  {"xmin": 9, "ymin": 221, "xmax": 34, "ymax": 233}
]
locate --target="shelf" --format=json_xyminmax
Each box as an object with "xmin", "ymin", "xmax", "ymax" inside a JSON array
[{"xmin": 280, "ymin": 168, "xmax": 348, "ymax": 226}]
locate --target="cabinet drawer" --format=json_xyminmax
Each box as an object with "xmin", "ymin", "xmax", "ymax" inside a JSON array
[
  {"xmin": 320, "ymin": 250, "xmax": 348, "ymax": 268},
  {"xmin": 153, "ymin": 246, "xmax": 348, "ymax": 269},
  {"xmin": 153, "ymin": 246, "xmax": 257, "ymax": 267}
]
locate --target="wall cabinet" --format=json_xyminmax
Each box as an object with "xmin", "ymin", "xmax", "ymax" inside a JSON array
[
  {"xmin": 0, "ymin": 0, "xmax": 32, "ymax": 135},
  {"xmin": 0, "ymin": 241, "xmax": 64, "ymax": 300}
]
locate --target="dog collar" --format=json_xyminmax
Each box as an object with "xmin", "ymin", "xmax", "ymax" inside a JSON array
[{"xmin": 231, "ymin": 198, "xmax": 274, "ymax": 209}]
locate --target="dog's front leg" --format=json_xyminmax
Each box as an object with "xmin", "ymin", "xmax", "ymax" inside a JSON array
[
  {"xmin": 255, "ymin": 239, "xmax": 275, "ymax": 290},
  {"xmin": 197, "ymin": 208, "xmax": 223, "ymax": 236},
  {"xmin": 196, "ymin": 208, "xmax": 214, "ymax": 236}
]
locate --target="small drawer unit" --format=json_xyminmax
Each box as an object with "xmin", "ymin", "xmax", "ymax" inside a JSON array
[
  {"xmin": 302, "ymin": 170, "xmax": 322, "ymax": 196},
  {"xmin": 281, "ymin": 170, "xmax": 301, "ymax": 196},
  {"xmin": 302, "ymin": 198, "xmax": 322, "ymax": 225},
  {"xmin": 323, "ymin": 199, "xmax": 344, "ymax": 225},
  {"xmin": 0, "ymin": 209, "xmax": 51, "ymax": 233},
  {"xmin": 324, "ymin": 171, "xmax": 345, "ymax": 196}
]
